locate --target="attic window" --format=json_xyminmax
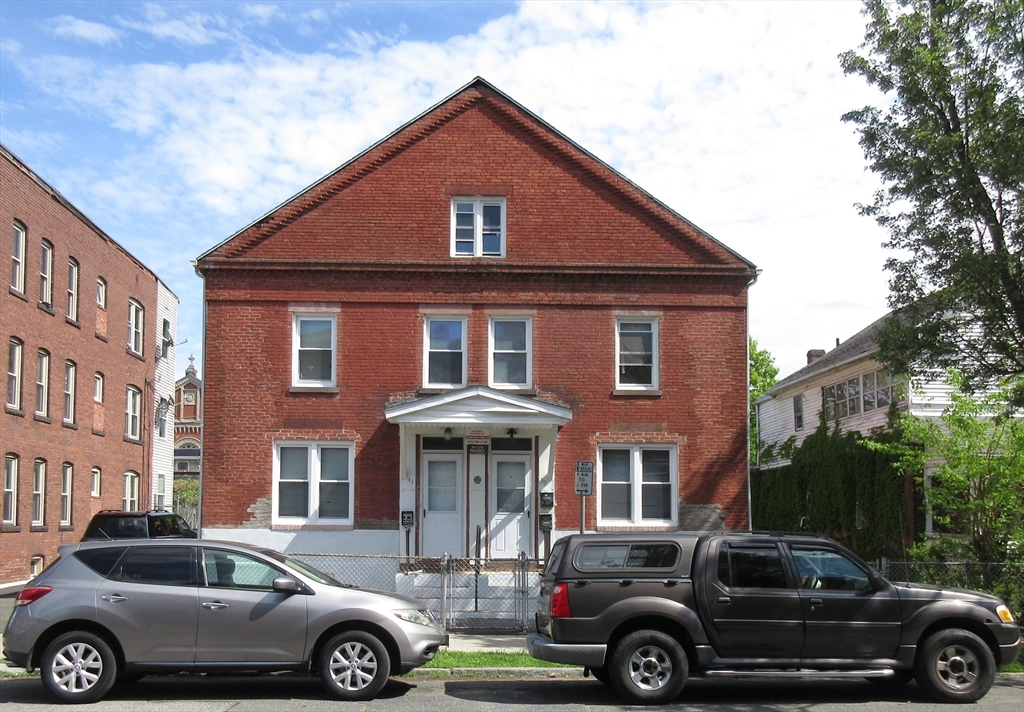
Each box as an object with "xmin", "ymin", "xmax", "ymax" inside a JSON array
[{"xmin": 451, "ymin": 198, "xmax": 505, "ymax": 257}]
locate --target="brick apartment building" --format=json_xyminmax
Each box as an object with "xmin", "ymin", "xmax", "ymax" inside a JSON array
[
  {"xmin": 2, "ymin": 144, "xmax": 177, "ymax": 587},
  {"xmin": 196, "ymin": 78, "xmax": 758, "ymax": 559}
]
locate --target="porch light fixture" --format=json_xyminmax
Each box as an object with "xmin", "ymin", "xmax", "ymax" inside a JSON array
[
  {"xmin": 506, "ymin": 428, "xmax": 517, "ymax": 439},
  {"xmin": 444, "ymin": 428, "xmax": 452, "ymax": 441}
]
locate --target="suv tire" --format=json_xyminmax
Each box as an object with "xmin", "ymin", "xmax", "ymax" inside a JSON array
[
  {"xmin": 914, "ymin": 628, "xmax": 995, "ymax": 703},
  {"xmin": 40, "ymin": 631, "xmax": 117, "ymax": 703},
  {"xmin": 609, "ymin": 629, "xmax": 688, "ymax": 705},
  {"xmin": 319, "ymin": 631, "xmax": 391, "ymax": 701}
]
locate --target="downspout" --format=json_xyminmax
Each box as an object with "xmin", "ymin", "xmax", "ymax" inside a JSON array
[{"xmin": 192, "ymin": 259, "xmax": 206, "ymax": 537}]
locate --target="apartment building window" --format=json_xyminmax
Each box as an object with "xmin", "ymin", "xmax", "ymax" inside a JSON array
[
  {"xmin": 63, "ymin": 361, "xmax": 76, "ymax": 425},
  {"xmin": 60, "ymin": 463, "xmax": 73, "ymax": 526},
  {"xmin": 597, "ymin": 445, "xmax": 677, "ymax": 525},
  {"xmin": 125, "ymin": 386, "xmax": 141, "ymax": 440},
  {"xmin": 823, "ymin": 376, "xmax": 861, "ymax": 421},
  {"xmin": 123, "ymin": 471, "xmax": 139, "ymax": 510},
  {"xmin": 32, "ymin": 459, "xmax": 45, "ymax": 525},
  {"xmin": 30, "ymin": 556, "xmax": 44, "ymax": 577},
  {"xmin": 451, "ymin": 198, "xmax": 505, "ymax": 257},
  {"xmin": 7, "ymin": 338, "xmax": 22, "ymax": 410},
  {"xmin": 94, "ymin": 372, "xmax": 104, "ymax": 402},
  {"xmin": 96, "ymin": 278, "xmax": 106, "ymax": 308},
  {"xmin": 291, "ymin": 313, "xmax": 336, "ymax": 387},
  {"xmin": 11, "ymin": 221, "xmax": 26, "ymax": 293},
  {"xmin": 424, "ymin": 316, "xmax": 466, "ymax": 388},
  {"xmin": 863, "ymin": 369, "xmax": 905, "ymax": 412},
  {"xmin": 155, "ymin": 473, "xmax": 166, "ymax": 510},
  {"xmin": 35, "ymin": 350, "xmax": 50, "ymax": 417},
  {"xmin": 39, "ymin": 240, "xmax": 53, "ymax": 307},
  {"xmin": 273, "ymin": 441, "xmax": 354, "ymax": 525},
  {"xmin": 3, "ymin": 454, "xmax": 17, "ymax": 524},
  {"xmin": 793, "ymin": 395, "xmax": 804, "ymax": 431},
  {"xmin": 66, "ymin": 258, "xmax": 80, "ymax": 322},
  {"xmin": 127, "ymin": 299, "xmax": 144, "ymax": 356},
  {"xmin": 91, "ymin": 467, "xmax": 101, "ymax": 497},
  {"xmin": 489, "ymin": 317, "xmax": 532, "ymax": 389},
  {"xmin": 616, "ymin": 318, "xmax": 659, "ymax": 390}
]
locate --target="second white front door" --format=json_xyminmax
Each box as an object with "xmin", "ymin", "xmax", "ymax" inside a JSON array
[
  {"xmin": 422, "ymin": 455, "xmax": 463, "ymax": 556},
  {"xmin": 489, "ymin": 454, "xmax": 531, "ymax": 558}
]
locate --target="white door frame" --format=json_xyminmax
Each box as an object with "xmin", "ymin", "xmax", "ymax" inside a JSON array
[
  {"xmin": 420, "ymin": 454, "xmax": 464, "ymax": 557},
  {"xmin": 488, "ymin": 453, "xmax": 532, "ymax": 558}
]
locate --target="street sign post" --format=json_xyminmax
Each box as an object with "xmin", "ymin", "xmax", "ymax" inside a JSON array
[{"xmin": 575, "ymin": 461, "xmax": 594, "ymax": 533}]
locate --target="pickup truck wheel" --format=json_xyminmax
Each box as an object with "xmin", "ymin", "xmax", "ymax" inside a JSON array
[
  {"xmin": 588, "ymin": 666, "xmax": 610, "ymax": 685},
  {"xmin": 914, "ymin": 628, "xmax": 995, "ymax": 703},
  {"xmin": 318, "ymin": 631, "xmax": 391, "ymax": 701},
  {"xmin": 40, "ymin": 631, "xmax": 117, "ymax": 703},
  {"xmin": 609, "ymin": 630, "xmax": 688, "ymax": 705}
]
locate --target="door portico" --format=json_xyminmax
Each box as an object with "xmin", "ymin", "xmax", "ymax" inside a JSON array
[{"xmin": 385, "ymin": 387, "xmax": 571, "ymax": 559}]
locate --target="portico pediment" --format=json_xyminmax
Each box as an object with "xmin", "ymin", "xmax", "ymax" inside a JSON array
[{"xmin": 385, "ymin": 386, "xmax": 572, "ymax": 426}]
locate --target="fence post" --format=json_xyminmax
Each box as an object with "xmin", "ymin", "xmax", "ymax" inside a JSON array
[{"xmin": 441, "ymin": 554, "xmax": 449, "ymax": 632}]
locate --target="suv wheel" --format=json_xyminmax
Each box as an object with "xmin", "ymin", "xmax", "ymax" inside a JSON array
[
  {"xmin": 609, "ymin": 629, "xmax": 688, "ymax": 705},
  {"xmin": 40, "ymin": 631, "xmax": 117, "ymax": 703},
  {"xmin": 319, "ymin": 631, "xmax": 391, "ymax": 701},
  {"xmin": 914, "ymin": 628, "xmax": 995, "ymax": 703}
]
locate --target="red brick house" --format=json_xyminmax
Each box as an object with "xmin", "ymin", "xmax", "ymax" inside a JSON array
[
  {"xmin": 2, "ymin": 144, "xmax": 177, "ymax": 588},
  {"xmin": 195, "ymin": 78, "xmax": 757, "ymax": 558}
]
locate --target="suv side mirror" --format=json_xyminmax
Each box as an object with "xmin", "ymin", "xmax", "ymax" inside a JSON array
[
  {"xmin": 273, "ymin": 577, "xmax": 303, "ymax": 594},
  {"xmin": 869, "ymin": 572, "xmax": 887, "ymax": 591}
]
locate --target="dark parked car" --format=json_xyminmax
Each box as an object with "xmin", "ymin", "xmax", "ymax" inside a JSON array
[
  {"xmin": 528, "ymin": 532, "xmax": 1020, "ymax": 705},
  {"xmin": 81, "ymin": 510, "xmax": 197, "ymax": 541},
  {"xmin": 3, "ymin": 539, "xmax": 448, "ymax": 703}
]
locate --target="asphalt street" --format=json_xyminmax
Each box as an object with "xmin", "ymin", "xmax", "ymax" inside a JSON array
[{"xmin": 0, "ymin": 673, "xmax": 1021, "ymax": 711}]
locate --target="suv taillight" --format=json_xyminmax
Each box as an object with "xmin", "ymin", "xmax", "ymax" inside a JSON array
[
  {"xmin": 550, "ymin": 582, "xmax": 573, "ymax": 618},
  {"xmin": 14, "ymin": 586, "xmax": 53, "ymax": 606}
]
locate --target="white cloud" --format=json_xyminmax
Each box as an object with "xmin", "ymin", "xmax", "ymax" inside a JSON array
[
  {"xmin": 118, "ymin": 4, "xmax": 230, "ymax": 46},
  {"xmin": 51, "ymin": 15, "xmax": 120, "ymax": 44},
  {"xmin": 0, "ymin": 38, "xmax": 21, "ymax": 55},
  {"xmin": 241, "ymin": 4, "xmax": 281, "ymax": 24}
]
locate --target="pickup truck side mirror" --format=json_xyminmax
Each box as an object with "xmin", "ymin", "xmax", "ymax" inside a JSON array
[{"xmin": 869, "ymin": 572, "xmax": 887, "ymax": 592}]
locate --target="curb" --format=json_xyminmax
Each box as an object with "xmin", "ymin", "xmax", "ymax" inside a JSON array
[{"xmin": 409, "ymin": 667, "xmax": 583, "ymax": 678}]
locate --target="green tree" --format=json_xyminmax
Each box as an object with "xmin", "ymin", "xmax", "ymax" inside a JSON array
[
  {"xmin": 873, "ymin": 372, "xmax": 1024, "ymax": 561},
  {"xmin": 841, "ymin": 0, "xmax": 1024, "ymax": 405},
  {"xmin": 749, "ymin": 337, "xmax": 779, "ymax": 462}
]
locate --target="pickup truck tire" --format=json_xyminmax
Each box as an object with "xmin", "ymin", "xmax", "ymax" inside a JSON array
[
  {"xmin": 588, "ymin": 666, "xmax": 611, "ymax": 685},
  {"xmin": 914, "ymin": 628, "xmax": 995, "ymax": 703},
  {"xmin": 608, "ymin": 629, "xmax": 688, "ymax": 705}
]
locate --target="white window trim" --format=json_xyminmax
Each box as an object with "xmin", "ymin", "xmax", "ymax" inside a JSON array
[
  {"xmin": 7, "ymin": 338, "xmax": 22, "ymax": 410},
  {"xmin": 11, "ymin": 221, "xmax": 26, "ymax": 293},
  {"xmin": 60, "ymin": 463, "xmax": 72, "ymax": 526},
  {"xmin": 40, "ymin": 240, "xmax": 53, "ymax": 306},
  {"xmin": 291, "ymin": 312, "xmax": 337, "ymax": 388},
  {"xmin": 615, "ymin": 316, "xmax": 660, "ymax": 390},
  {"xmin": 32, "ymin": 459, "xmax": 45, "ymax": 526},
  {"xmin": 596, "ymin": 444, "xmax": 678, "ymax": 527},
  {"xmin": 67, "ymin": 258, "xmax": 79, "ymax": 321},
  {"xmin": 94, "ymin": 372, "xmax": 104, "ymax": 403},
  {"xmin": 423, "ymin": 316, "xmax": 468, "ymax": 389},
  {"xmin": 123, "ymin": 471, "xmax": 139, "ymax": 511},
  {"xmin": 272, "ymin": 440, "xmax": 355, "ymax": 525},
  {"xmin": 35, "ymin": 350, "xmax": 49, "ymax": 417},
  {"xmin": 155, "ymin": 473, "xmax": 166, "ymax": 510},
  {"xmin": 450, "ymin": 197, "xmax": 506, "ymax": 258},
  {"xmin": 63, "ymin": 361, "xmax": 76, "ymax": 424},
  {"xmin": 128, "ymin": 299, "xmax": 145, "ymax": 356},
  {"xmin": 96, "ymin": 277, "xmax": 106, "ymax": 309},
  {"xmin": 125, "ymin": 386, "xmax": 141, "ymax": 440},
  {"xmin": 91, "ymin": 467, "xmax": 101, "ymax": 497},
  {"xmin": 3, "ymin": 455, "xmax": 17, "ymax": 525},
  {"xmin": 488, "ymin": 316, "xmax": 533, "ymax": 389}
]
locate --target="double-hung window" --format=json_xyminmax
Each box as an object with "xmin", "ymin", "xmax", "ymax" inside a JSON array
[
  {"xmin": 60, "ymin": 463, "xmax": 73, "ymax": 526},
  {"xmin": 451, "ymin": 198, "xmax": 505, "ymax": 257},
  {"xmin": 3, "ymin": 454, "xmax": 17, "ymax": 524},
  {"xmin": 11, "ymin": 221, "xmax": 26, "ymax": 293},
  {"xmin": 7, "ymin": 338, "xmax": 22, "ymax": 410},
  {"xmin": 823, "ymin": 377, "xmax": 860, "ymax": 421},
  {"xmin": 598, "ymin": 445, "xmax": 676, "ymax": 525},
  {"xmin": 123, "ymin": 471, "xmax": 139, "ymax": 510},
  {"xmin": 793, "ymin": 395, "xmax": 804, "ymax": 431},
  {"xmin": 424, "ymin": 316, "xmax": 466, "ymax": 388},
  {"xmin": 273, "ymin": 441, "xmax": 354, "ymax": 524},
  {"xmin": 67, "ymin": 258, "xmax": 79, "ymax": 321},
  {"xmin": 616, "ymin": 317, "xmax": 659, "ymax": 390},
  {"xmin": 125, "ymin": 386, "xmax": 141, "ymax": 440},
  {"xmin": 63, "ymin": 361, "xmax": 76, "ymax": 425},
  {"xmin": 35, "ymin": 350, "xmax": 49, "ymax": 417},
  {"xmin": 489, "ymin": 317, "xmax": 532, "ymax": 389},
  {"xmin": 292, "ymin": 313, "xmax": 336, "ymax": 387},
  {"xmin": 32, "ymin": 459, "xmax": 45, "ymax": 525},
  {"xmin": 39, "ymin": 240, "xmax": 53, "ymax": 307},
  {"xmin": 127, "ymin": 299, "xmax": 144, "ymax": 356}
]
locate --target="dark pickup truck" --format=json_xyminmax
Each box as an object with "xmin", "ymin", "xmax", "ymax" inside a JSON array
[{"xmin": 527, "ymin": 532, "xmax": 1020, "ymax": 705}]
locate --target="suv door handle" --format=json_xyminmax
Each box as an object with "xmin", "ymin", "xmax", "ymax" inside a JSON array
[
  {"xmin": 202, "ymin": 601, "xmax": 229, "ymax": 610},
  {"xmin": 100, "ymin": 594, "xmax": 128, "ymax": 603},
  {"xmin": 809, "ymin": 598, "xmax": 823, "ymax": 606}
]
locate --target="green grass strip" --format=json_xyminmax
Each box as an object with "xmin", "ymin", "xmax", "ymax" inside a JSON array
[{"xmin": 423, "ymin": 650, "xmax": 573, "ymax": 668}]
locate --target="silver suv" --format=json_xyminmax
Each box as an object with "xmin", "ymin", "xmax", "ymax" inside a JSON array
[{"xmin": 3, "ymin": 540, "xmax": 448, "ymax": 703}]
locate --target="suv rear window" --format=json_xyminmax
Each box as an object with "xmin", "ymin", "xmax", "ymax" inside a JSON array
[
  {"xmin": 576, "ymin": 542, "xmax": 679, "ymax": 571},
  {"xmin": 74, "ymin": 547, "xmax": 129, "ymax": 577}
]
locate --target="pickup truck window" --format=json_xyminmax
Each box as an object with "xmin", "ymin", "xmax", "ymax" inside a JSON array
[
  {"xmin": 544, "ymin": 541, "xmax": 566, "ymax": 576},
  {"xmin": 717, "ymin": 544, "xmax": 788, "ymax": 588},
  {"xmin": 576, "ymin": 542, "xmax": 679, "ymax": 570},
  {"xmin": 791, "ymin": 546, "xmax": 871, "ymax": 591}
]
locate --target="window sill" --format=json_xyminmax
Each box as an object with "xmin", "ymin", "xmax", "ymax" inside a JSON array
[
  {"xmin": 417, "ymin": 386, "xmax": 465, "ymax": 395},
  {"xmin": 34, "ymin": 414, "xmax": 52, "ymax": 424},
  {"xmin": 9, "ymin": 286, "xmax": 28, "ymax": 301},
  {"xmin": 596, "ymin": 523, "xmax": 677, "ymax": 531},
  {"xmin": 37, "ymin": 302, "xmax": 55, "ymax": 316},
  {"xmin": 63, "ymin": 421, "xmax": 78, "ymax": 430},
  {"xmin": 489, "ymin": 387, "xmax": 537, "ymax": 395},
  {"xmin": 611, "ymin": 389, "xmax": 663, "ymax": 397},
  {"xmin": 271, "ymin": 523, "xmax": 355, "ymax": 531},
  {"xmin": 59, "ymin": 524, "xmax": 74, "ymax": 532},
  {"xmin": 123, "ymin": 435, "xmax": 143, "ymax": 446},
  {"xmin": 1, "ymin": 523, "xmax": 21, "ymax": 533},
  {"xmin": 65, "ymin": 316, "xmax": 80, "ymax": 329},
  {"xmin": 30, "ymin": 525, "xmax": 48, "ymax": 532},
  {"xmin": 92, "ymin": 428, "xmax": 105, "ymax": 437},
  {"xmin": 95, "ymin": 332, "xmax": 108, "ymax": 343},
  {"xmin": 288, "ymin": 386, "xmax": 340, "ymax": 394},
  {"xmin": 5, "ymin": 406, "xmax": 24, "ymax": 417},
  {"xmin": 126, "ymin": 348, "xmax": 145, "ymax": 362}
]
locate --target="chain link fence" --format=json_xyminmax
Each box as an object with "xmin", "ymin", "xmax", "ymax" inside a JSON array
[
  {"xmin": 173, "ymin": 494, "xmax": 198, "ymax": 529},
  {"xmin": 879, "ymin": 559, "xmax": 1024, "ymax": 618},
  {"xmin": 292, "ymin": 552, "xmax": 542, "ymax": 632}
]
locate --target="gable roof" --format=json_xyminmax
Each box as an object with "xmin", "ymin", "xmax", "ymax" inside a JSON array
[
  {"xmin": 385, "ymin": 386, "xmax": 572, "ymax": 426},
  {"xmin": 196, "ymin": 77, "xmax": 756, "ymax": 277}
]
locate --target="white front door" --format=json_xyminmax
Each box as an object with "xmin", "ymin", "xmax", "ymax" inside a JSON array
[
  {"xmin": 489, "ymin": 454, "xmax": 531, "ymax": 558},
  {"xmin": 422, "ymin": 455, "xmax": 463, "ymax": 557}
]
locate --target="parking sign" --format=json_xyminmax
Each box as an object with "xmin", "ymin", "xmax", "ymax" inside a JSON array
[{"xmin": 575, "ymin": 460, "xmax": 594, "ymax": 496}]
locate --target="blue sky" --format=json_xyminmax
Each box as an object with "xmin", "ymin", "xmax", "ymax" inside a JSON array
[{"xmin": 1, "ymin": 1, "xmax": 891, "ymax": 379}]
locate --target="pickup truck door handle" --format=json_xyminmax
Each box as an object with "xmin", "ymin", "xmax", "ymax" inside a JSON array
[
  {"xmin": 620, "ymin": 579, "xmax": 634, "ymax": 586},
  {"xmin": 202, "ymin": 601, "xmax": 229, "ymax": 610},
  {"xmin": 809, "ymin": 598, "xmax": 824, "ymax": 606},
  {"xmin": 100, "ymin": 594, "xmax": 128, "ymax": 604},
  {"xmin": 573, "ymin": 580, "xmax": 590, "ymax": 587},
  {"xmin": 717, "ymin": 596, "xmax": 731, "ymax": 604}
]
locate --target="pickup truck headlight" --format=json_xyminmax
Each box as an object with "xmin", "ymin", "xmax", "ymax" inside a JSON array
[
  {"xmin": 996, "ymin": 604, "xmax": 1015, "ymax": 623},
  {"xmin": 394, "ymin": 609, "xmax": 434, "ymax": 627}
]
